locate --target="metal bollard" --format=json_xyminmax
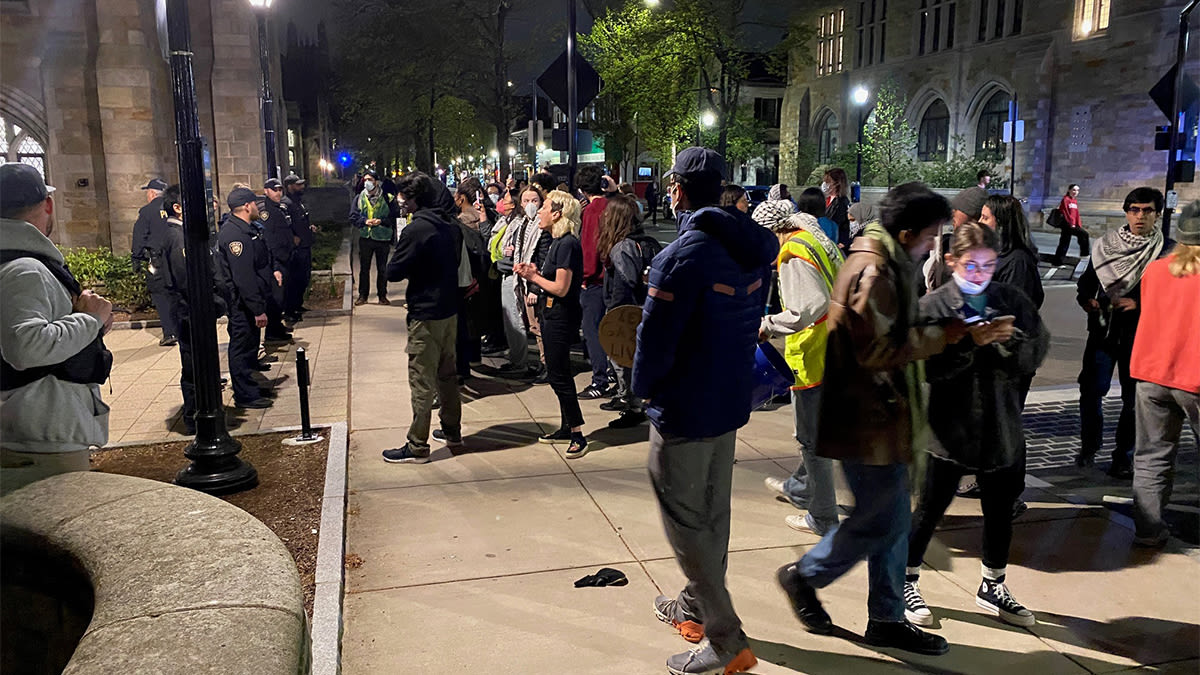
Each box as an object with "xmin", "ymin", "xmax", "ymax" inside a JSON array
[{"xmin": 284, "ymin": 347, "xmax": 323, "ymax": 445}]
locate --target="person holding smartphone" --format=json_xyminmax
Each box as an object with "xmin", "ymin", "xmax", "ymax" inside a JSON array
[{"xmin": 904, "ymin": 221, "xmax": 1049, "ymax": 630}]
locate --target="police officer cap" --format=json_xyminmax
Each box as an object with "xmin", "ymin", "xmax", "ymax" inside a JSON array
[
  {"xmin": 666, "ymin": 147, "xmax": 726, "ymax": 183},
  {"xmin": 283, "ymin": 173, "xmax": 306, "ymax": 186},
  {"xmin": 227, "ymin": 187, "xmax": 257, "ymax": 209},
  {"xmin": 140, "ymin": 178, "xmax": 168, "ymax": 191},
  {"xmin": 264, "ymin": 177, "xmax": 283, "ymax": 190},
  {"xmin": 0, "ymin": 163, "xmax": 56, "ymax": 214}
]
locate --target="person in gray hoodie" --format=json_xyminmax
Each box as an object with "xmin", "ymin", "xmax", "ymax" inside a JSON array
[{"xmin": 0, "ymin": 164, "xmax": 113, "ymax": 495}]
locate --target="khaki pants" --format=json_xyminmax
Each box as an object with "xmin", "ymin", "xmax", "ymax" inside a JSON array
[
  {"xmin": 1, "ymin": 448, "xmax": 91, "ymax": 496},
  {"xmin": 406, "ymin": 316, "xmax": 462, "ymax": 455}
]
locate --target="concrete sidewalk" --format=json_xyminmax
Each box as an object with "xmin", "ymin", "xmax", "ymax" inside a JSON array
[
  {"xmin": 100, "ymin": 315, "xmax": 349, "ymax": 445},
  {"xmin": 341, "ymin": 287, "xmax": 1198, "ymax": 674}
]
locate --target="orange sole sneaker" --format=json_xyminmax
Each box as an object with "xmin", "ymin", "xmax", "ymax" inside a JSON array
[
  {"xmin": 675, "ymin": 619, "xmax": 704, "ymax": 643},
  {"xmin": 724, "ymin": 648, "xmax": 758, "ymax": 674}
]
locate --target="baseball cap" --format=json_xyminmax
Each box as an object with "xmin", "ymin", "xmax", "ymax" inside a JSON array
[
  {"xmin": 227, "ymin": 187, "xmax": 257, "ymax": 209},
  {"xmin": 264, "ymin": 177, "xmax": 283, "ymax": 190},
  {"xmin": 363, "ymin": 169, "xmax": 379, "ymax": 180},
  {"xmin": 951, "ymin": 187, "xmax": 989, "ymax": 220},
  {"xmin": 141, "ymin": 178, "xmax": 168, "ymax": 191},
  {"xmin": 666, "ymin": 147, "xmax": 726, "ymax": 183},
  {"xmin": 0, "ymin": 163, "xmax": 56, "ymax": 215},
  {"xmin": 282, "ymin": 173, "xmax": 306, "ymax": 186}
]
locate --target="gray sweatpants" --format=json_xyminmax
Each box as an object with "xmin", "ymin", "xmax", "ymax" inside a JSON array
[
  {"xmin": 648, "ymin": 426, "xmax": 746, "ymax": 654},
  {"xmin": 1133, "ymin": 381, "xmax": 1200, "ymax": 539}
]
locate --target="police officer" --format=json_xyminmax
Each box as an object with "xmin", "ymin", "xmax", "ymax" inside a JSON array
[
  {"xmin": 216, "ymin": 187, "xmax": 274, "ymax": 409},
  {"xmin": 155, "ymin": 185, "xmax": 200, "ymax": 432},
  {"xmin": 259, "ymin": 178, "xmax": 294, "ymax": 337},
  {"xmin": 282, "ymin": 173, "xmax": 314, "ymax": 322},
  {"xmin": 132, "ymin": 178, "xmax": 179, "ymax": 346}
]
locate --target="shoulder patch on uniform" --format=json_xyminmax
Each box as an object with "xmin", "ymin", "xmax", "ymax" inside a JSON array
[
  {"xmin": 160, "ymin": 210, "xmax": 168, "ymax": 219},
  {"xmin": 229, "ymin": 241, "xmax": 243, "ymax": 256}
]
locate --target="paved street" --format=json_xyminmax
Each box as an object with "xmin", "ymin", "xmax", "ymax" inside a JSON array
[{"xmin": 338, "ymin": 278, "xmax": 1199, "ymax": 674}]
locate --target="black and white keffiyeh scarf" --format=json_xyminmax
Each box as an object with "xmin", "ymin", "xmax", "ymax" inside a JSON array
[{"xmin": 1091, "ymin": 225, "xmax": 1164, "ymax": 300}]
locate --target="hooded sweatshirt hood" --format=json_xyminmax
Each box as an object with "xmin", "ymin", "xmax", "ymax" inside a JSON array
[
  {"xmin": 0, "ymin": 218, "xmax": 63, "ymax": 263},
  {"xmin": 679, "ymin": 205, "xmax": 778, "ymax": 272}
]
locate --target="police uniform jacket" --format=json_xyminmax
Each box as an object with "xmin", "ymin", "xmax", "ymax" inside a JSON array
[
  {"xmin": 283, "ymin": 194, "xmax": 313, "ymax": 248},
  {"xmin": 131, "ymin": 197, "xmax": 167, "ymax": 263},
  {"xmin": 258, "ymin": 197, "xmax": 294, "ymax": 273},
  {"xmin": 217, "ymin": 214, "xmax": 274, "ymax": 317}
]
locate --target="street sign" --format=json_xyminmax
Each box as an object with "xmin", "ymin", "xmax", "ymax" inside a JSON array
[
  {"xmin": 537, "ymin": 49, "xmax": 602, "ymax": 113},
  {"xmin": 1150, "ymin": 66, "xmax": 1200, "ymax": 121},
  {"xmin": 1002, "ymin": 120, "xmax": 1025, "ymax": 143}
]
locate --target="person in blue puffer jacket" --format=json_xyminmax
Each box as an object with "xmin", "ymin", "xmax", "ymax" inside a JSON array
[{"xmin": 633, "ymin": 147, "xmax": 779, "ymax": 675}]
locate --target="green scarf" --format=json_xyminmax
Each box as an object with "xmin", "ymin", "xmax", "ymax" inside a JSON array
[{"xmin": 861, "ymin": 222, "xmax": 931, "ymax": 459}]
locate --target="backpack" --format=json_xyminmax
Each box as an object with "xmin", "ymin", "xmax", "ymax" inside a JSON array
[{"xmin": 628, "ymin": 234, "xmax": 663, "ymax": 302}]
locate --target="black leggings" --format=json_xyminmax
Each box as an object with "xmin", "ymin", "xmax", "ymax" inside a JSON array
[
  {"xmin": 909, "ymin": 456, "xmax": 1025, "ymax": 570},
  {"xmin": 358, "ymin": 238, "xmax": 390, "ymax": 299},
  {"xmin": 541, "ymin": 316, "xmax": 584, "ymax": 430}
]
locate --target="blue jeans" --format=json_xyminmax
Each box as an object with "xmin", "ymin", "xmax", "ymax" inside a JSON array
[
  {"xmin": 579, "ymin": 285, "xmax": 609, "ymax": 389},
  {"xmin": 798, "ymin": 462, "xmax": 909, "ymax": 622},
  {"xmin": 783, "ymin": 387, "xmax": 839, "ymax": 532},
  {"xmin": 1078, "ymin": 333, "xmax": 1135, "ymax": 467}
]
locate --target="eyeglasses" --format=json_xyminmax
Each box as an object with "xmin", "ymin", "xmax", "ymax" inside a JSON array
[
  {"xmin": 1126, "ymin": 206, "xmax": 1158, "ymax": 216},
  {"xmin": 962, "ymin": 261, "xmax": 997, "ymax": 274}
]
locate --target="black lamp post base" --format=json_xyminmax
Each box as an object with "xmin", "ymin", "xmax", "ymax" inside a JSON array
[{"xmin": 175, "ymin": 451, "xmax": 259, "ymax": 496}]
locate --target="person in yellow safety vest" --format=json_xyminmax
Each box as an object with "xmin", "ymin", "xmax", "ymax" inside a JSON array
[
  {"xmin": 350, "ymin": 169, "xmax": 394, "ymax": 305},
  {"xmin": 753, "ymin": 201, "xmax": 845, "ymax": 536}
]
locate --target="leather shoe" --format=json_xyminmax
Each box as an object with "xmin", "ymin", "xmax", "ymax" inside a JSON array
[
  {"xmin": 234, "ymin": 397, "xmax": 272, "ymax": 409},
  {"xmin": 255, "ymin": 362, "xmax": 272, "ymax": 371},
  {"xmin": 378, "ymin": 297, "xmax": 390, "ymax": 305},
  {"xmin": 777, "ymin": 564, "xmax": 833, "ymax": 634},
  {"xmin": 159, "ymin": 335, "xmax": 178, "ymax": 347},
  {"xmin": 1107, "ymin": 464, "xmax": 1133, "ymax": 480},
  {"xmin": 354, "ymin": 297, "xmax": 367, "ymax": 306}
]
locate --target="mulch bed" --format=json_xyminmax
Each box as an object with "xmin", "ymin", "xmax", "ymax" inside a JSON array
[{"xmin": 91, "ymin": 431, "xmax": 329, "ymax": 616}]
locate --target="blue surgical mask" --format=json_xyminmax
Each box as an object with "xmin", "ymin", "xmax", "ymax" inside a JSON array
[{"xmin": 952, "ymin": 271, "xmax": 990, "ymax": 295}]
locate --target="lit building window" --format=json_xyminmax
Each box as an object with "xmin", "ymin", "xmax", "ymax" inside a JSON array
[
  {"xmin": 817, "ymin": 9, "xmax": 845, "ymax": 77},
  {"xmin": 287, "ymin": 128, "xmax": 297, "ymax": 147},
  {"xmin": 975, "ymin": 91, "xmax": 1010, "ymax": 158},
  {"xmin": 1076, "ymin": 0, "xmax": 1109, "ymax": 38}
]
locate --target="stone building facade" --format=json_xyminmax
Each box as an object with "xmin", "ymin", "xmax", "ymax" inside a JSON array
[
  {"xmin": 780, "ymin": 0, "xmax": 1200, "ymax": 229},
  {"xmin": 0, "ymin": 0, "xmax": 287, "ymax": 250}
]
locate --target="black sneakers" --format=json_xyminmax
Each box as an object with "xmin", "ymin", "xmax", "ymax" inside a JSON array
[
  {"xmin": 903, "ymin": 577, "xmax": 934, "ymax": 627},
  {"xmin": 578, "ymin": 384, "xmax": 614, "ymax": 399},
  {"xmin": 538, "ymin": 427, "xmax": 572, "ymax": 444},
  {"xmin": 863, "ymin": 619, "xmax": 949, "ymax": 655},
  {"xmin": 976, "ymin": 578, "xmax": 1035, "ymax": 627},
  {"xmin": 608, "ymin": 410, "xmax": 647, "ymax": 429},
  {"xmin": 776, "ymin": 564, "xmax": 833, "ymax": 634}
]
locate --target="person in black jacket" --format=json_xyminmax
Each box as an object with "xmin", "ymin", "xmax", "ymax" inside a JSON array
[
  {"xmin": 1074, "ymin": 187, "xmax": 1174, "ymax": 478},
  {"xmin": 259, "ymin": 178, "xmax": 293, "ymax": 334},
  {"xmin": 381, "ymin": 172, "xmax": 466, "ymax": 464},
  {"xmin": 132, "ymin": 178, "xmax": 178, "ymax": 346},
  {"xmin": 282, "ymin": 174, "xmax": 315, "ymax": 322},
  {"xmin": 595, "ymin": 194, "xmax": 656, "ymax": 429},
  {"xmin": 822, "ymin": 168, "xmax": 852, "ymax": 249},
  {"xmin": 981, "ymin": 195, "xmax": 1044, "ymax": 310},
  {"xmin": 216, "ymin": 187, "xmax": 275, "ymax": 410},
  {"xmin": 905, "ymin": 221, "xmax": 1049, "ymax": 631}
]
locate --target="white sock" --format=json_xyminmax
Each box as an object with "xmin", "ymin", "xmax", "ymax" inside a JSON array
[
  {"xmin": 982, "ymin": 564, "xmax": 1006, "ymax": 582},
  {"xmin": 906, "ymin": 566, "xmax": 922, "ymax": 578}
]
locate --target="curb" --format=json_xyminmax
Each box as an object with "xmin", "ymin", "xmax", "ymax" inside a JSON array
[{"xmin": 312, "ymin": 420, "xmax": 348, "ymax": 675}]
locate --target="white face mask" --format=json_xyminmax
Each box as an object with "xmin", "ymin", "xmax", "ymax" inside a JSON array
[
  {"xmin": 489, "ymin": 193, "xmax": 500, "ymax": 204},
  {"xmin": 820, "ymin": 181, "xmax": 831, "ymax": 195},
  {"xmin": 363, "ymin": 180, "xmax": 376, "ymax": 192},
  {"xmin": 524, "ymin": 202, "xmax": 538, "ymax": 220},
  {"xmin": 952, "ymin": 271, "xmax": 990, "ymax": 295}
]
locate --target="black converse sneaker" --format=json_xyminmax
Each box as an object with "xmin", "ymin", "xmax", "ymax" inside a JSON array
[
  {"xmin": 976, "ymin": 578, "xmax": 1035, "ymax": 627},
  {"xmin": 904, "ymin": 577, "xmax": 934, "ymax": 627}
]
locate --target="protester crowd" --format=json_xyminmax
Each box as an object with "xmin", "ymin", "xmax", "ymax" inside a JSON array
[{"xmin": 0, "ymin": 140, "xmax": 1196, "ymax": 673}]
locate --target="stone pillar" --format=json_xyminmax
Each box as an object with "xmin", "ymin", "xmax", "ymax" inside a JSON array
[
  {"xmin": 204, "ymin": 0, "xmax": 266, "ymax": 197},
  {"xmin": 93, "ymin": 0, "xmax": 170, "ymax": 254},
  {"xmin": 43, "ymin": 21, "xmax": 112, "ymax": 249}
]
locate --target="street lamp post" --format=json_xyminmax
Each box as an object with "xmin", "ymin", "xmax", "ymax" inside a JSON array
[
  {"xmin": 250, "ymin": 0, "xmax": 278, "ymax": 180},
  {"xmin": 853, "ymin": 86, "xmax": 869, "ymax": 202},
  {"xmin": 165, "ymin": 0, "xmax": 257, "ymax": 494}
]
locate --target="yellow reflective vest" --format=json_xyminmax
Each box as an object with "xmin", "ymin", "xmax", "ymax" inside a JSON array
[{"xmin": 777, "ymin": 230, "xmax": 842, "ymax": 389}]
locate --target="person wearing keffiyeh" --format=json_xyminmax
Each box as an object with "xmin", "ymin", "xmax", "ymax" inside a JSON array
[{"xmin": 1073, "ymin": 187, "xmax": 1176, "ymax": 478}]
